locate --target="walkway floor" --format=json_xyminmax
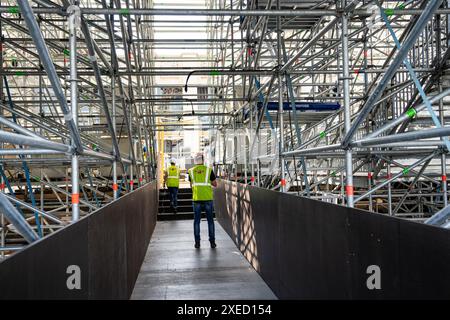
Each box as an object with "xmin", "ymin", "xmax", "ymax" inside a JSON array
[{"xmin": 131, "ymin": 220, "xmax": 277, "ymax": 300}]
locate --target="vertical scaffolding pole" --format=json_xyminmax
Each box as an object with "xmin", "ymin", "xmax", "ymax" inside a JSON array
[
  {"xmin": 250, "ymin": 106, "xmax": 255, "ymax": 185},
  {"xmin": 439, "ymin": 84, "xmax": 448, "ymax": 206},
  {"xmin": 112, "ymin": 76, "xmax": 118, "ymax": 200},
  {"xmin": 368, "ymin": 161, "xmax": 373, "ymax": 212},
  {"xmin": 257, "ymin": 159, "xmax": 261, "ymax": 187},
  {"xmin": 277, "ymin": 0, "xmax": 286, "ymax": 192},
  {"xmin": 69, "ymin": 4, "xmax": 80, "ymax": 222},
  {"xmin": 0, "ymin": 19, "xmax": 4, "ymax": 257},
  {"xmin": 341, "ymin": 2, "xmax": 354, "ymax": 207},
  {"xmin": 130, "ymin": 138, "xmax": 134, "ymax": 192},
  {"xmin": 230, "ymin": 0, "xmax": 238, "ymax": 183},
  {"xmin": 387, "ymin": 162, "xmax": 393, "ymax": 216}
]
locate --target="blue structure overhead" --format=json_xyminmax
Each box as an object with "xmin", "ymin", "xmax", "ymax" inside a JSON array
[{"xmin": 259, "ymin": 101, "xmax": 341, "ymax": 112}]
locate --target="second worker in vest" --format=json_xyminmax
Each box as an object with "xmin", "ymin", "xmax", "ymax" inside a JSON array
[
  {"xmin": 188, "ymin": 153, "xmax": 217, "ymax": 249},
  {"xmin": 164, "ymin": 159, "xmax": 180, "ymax": 213}
]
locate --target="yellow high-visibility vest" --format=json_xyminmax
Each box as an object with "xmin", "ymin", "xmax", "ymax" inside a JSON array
[
  {"xmin": 166, "ymin": 165, "xmax": 180, "ymax": 188},
  {"xmin": 188, "ymin": 165, "xmax": 213, "ymax": 201}
]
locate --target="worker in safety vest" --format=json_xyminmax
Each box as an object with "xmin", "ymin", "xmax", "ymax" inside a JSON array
[
  {"xmin": 164, "ymin": 159, "xmax": 180, "ymax": 213},
  {"xmin": 188, "ymin": 153, "xmax": 217, "ymax": 249}
]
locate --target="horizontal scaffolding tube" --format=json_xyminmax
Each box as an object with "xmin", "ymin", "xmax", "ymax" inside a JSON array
[
  {"xmin": 0, "ymin": 149, "xmax": 64, "ymax": 156},
  {"xmin": 0, "ymin": 130, "xmax": 72, "ymax": 153},
  {"xmin": 0, "ymin": 7, "xmax": 450, "ymax": 16},
  {"xmin": 352, "ymin": 127, "xmax": 450, "ymax": 148},
  {"xmin": 282, "ymin": 144, "xmax": 342, "ymax": 157}
]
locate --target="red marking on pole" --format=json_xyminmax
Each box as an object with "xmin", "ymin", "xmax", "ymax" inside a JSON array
[
  {"xmin": 387, "ymin": 174, "xmax": 392, "ymax": 179},
  {"xmin": 139, "ymin": 177, "xmax": 143, "ymax": 183},
  {"xmin": 281, "ymin": 179, "xmax": 286, "ymax": 186},
  {"xmin": 72, "ymin": 193, "xmax": 79, "ymax": 204},
  {"xmin": 130, "ymin": 180, "xmax": 134, "ymax": 186},
  {"xmin": 363, "ymin": 50, "xmax": 368, "ymax": 58},
  {"xmin": 354, "ymin": 69, "xmax": 360, "ymax": 75},
  {"xmin": 0, "ymin": 44, "xmax": 3, "ymax": 52},
  {"xmin": 368, "ymin": 172, "xmax": 372, "ymax": 179},
  {"xmin": 112, "ymin": 183, "xmax": 118, "ymax": 191},
  {"xmin": 442, "ymin": 175, "xmax": 447, "ymax": 182},
  {"xmin": 250, "ymin": 176, "xmax": 255, "ymax": 182},
  {"xmin": 346, "ymin": 185, "xmax": 354, "ymax": 196},
  {"xmin": 128, "ymin": 51, "xmax": 132, "ymax": 59},
  {"xmin": 0, "ymin": 183, "xmax": 5, "ymax": 190}
]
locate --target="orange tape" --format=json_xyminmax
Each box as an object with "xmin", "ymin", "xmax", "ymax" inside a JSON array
[
  {"xmin": 346, "ymin": 185, "xmax": 354, "ymax": 196},
  {"xmin": 72, "ymin": 193, "xmax": 80, "ymax": 204},
  {"xmin": 112, "ymin": 183, "xmax": 118, "ymax": 191}
]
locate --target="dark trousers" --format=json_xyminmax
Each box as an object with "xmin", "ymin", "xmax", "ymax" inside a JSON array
[
  {"xmin": 193, "ymin": 201, "xmax": 215, "ymax": 242},
  {"xmin": 168, "ymin": 187, "xmax": 178, "ymax": 207}
]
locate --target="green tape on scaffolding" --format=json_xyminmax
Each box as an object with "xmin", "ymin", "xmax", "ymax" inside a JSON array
[
  {"xmin": 406, "ymin": 108, "xmax": 417, "ymax": 118},
  {"xmin": 15, "ymin": 71, "xmax": 26, "ymax": 76},
  {"xmin": 120, "ymin": 8, "xmax": 130, "ymax": 15},
  {"xmin": 384, "ymin": 8, "xmax": 395, "ymax": 16},
  {"xmin": 210, "ymin": 70, "xmax": 220, "ymax": 76},
  {"xmin": 320, "ymin": 131, "xmax": 326, "ymax": 139},
  {"xmin": 397, "ymin": 3, "xmax": 406, "ymax": 10},
  {"xmin": 8, "ymin": 6, "xmax": 19, "ymax": 14},
  {"xmin": 331, "ymin": 171, "xmax": 337, "ymax": 177},
  {"xmin": 403, "ymin": 168, "xmax": 410, "ymax": 175},
  {"xmin": 63, "ymin": 49, "xmax": 70, "ymax": 56}
]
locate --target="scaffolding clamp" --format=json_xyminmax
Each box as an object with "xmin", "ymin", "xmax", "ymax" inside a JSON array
[{"xmin": 67, "ymin": 5, "xmax": 81, "ymax": 28}]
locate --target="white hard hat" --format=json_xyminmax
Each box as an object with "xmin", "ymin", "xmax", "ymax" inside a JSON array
[
  {"xmin": 170, "ymin": 158, "xmax": 176, "ymax": 164},
  {"xmin": 194, "ymin": 153, "xmax": 204, "ymax": 164}
]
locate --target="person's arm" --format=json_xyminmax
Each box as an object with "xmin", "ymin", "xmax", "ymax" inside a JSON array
[
  {"xmin": 210, "ymin": 170, "xmax": 217, "ymax": 187},
  {"xmin": 188, "ymin": 171, "xmax": 192, "ymax": 188}
]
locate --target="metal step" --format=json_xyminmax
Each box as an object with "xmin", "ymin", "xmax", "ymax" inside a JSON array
[
  {"xmin": 157, "ymin": 212, "xmax": 215, "ymax": 221},
  {"xmin": 159, "ymin": 198, "xmax": 192, "ymax": 205},
  {"xmin": 158, "ymin": 203, "xmax": 193, "ymax": 213},
  {"xmin": 159, "ymin": 188, "xmax": 192, "ymax": 194}
]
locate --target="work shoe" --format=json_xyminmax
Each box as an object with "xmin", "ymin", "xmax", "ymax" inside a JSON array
[
  {"xmin": 195, "ymin": 242, "xmax": 200, "ymax": 249},
  {"xmin": 210, "ymin": 241, "xmax": 217, "ymax": 249}
]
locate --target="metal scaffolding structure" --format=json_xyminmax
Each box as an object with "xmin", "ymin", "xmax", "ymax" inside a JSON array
[
  {"xmin": 1, "ymin": 0, "xmax": 450, "ymax": 256},
  {"xmin": 207, "ymin": 0, "xmax": 450, "ymax": 224}
]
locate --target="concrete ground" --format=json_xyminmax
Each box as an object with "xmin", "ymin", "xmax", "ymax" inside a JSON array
[{"xmin": 131, "ymin": 220, "xmax": 277, "ymax": 300}]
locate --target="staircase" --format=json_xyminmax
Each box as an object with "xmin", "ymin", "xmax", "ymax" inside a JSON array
[
  {"xmin": 157, "ymin": 187, "xmax": 216, "ymax": 221},
  {"xmin": 158, "ymin": 188, "xmax": 194, "ymax": 220}
]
